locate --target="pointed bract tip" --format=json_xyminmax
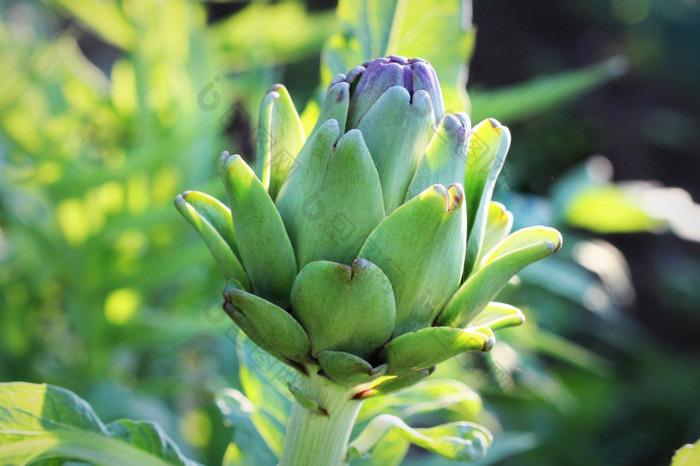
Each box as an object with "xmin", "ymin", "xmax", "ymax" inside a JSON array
[
  {"xmin": 551, "ymin": 230, "xmax": 564, "ymax": 253},
  {"xmin": 349, "ymin": 257, "xmax": 377, "ymax": 279},
  {"xmin": 487, "ymin": 117, "xmax": 503, "ymax": 130},
  {"xmin": 482, "ymin": 337, "xmax": 495, "ymax": 352},
  {"xmin": 267, "ymin": 83, "xmax": 283, "ymax": 94},
  {"xmin": 352, "ymin": 257, "xmax": 370, "ymax": 269},
  {"xmin": 346, "ymin": 66, "xmax": 365, "ymax": 86},
  {"xmin": 328, "ymin": 81, "xmax": 350, "ymax": 103},
  {"xmin": 173, "ymin": 193, "xmax": 186, "ymax": 207},
  {"xmin": 442, "ymin": 114, "xmax": 469, "ymax": 144},
  {"xmin": 410, "ymin": 89, "xmax": 432, "ymax": 112},
  {"xmin": 447, "ymin": 184, "xmax": 465, "ymax": 212},
  {"xmin": 330, "ymin": 73, "xmax": 347, "ymax": 86},
  {"xmin": 455, "ymin": 112, "xmax": 471, "ymax": 130},
  {"xmin": 427, "ymin": 183, "xmax": 449, "ymax": 201},
  {"xmin": 223, "ymin": 279, "xmax": 244, "ymax": 301},
  {"xmin": 334, "ymin": 128, "xmax": 365, "ymax": 154},
  {"xmin": 220, "ymin": 153, "xmax": 243, "ymax": 171},
  {"xmin": 217, "ymin": 150, "xmax": 232, "ymax": 169}
]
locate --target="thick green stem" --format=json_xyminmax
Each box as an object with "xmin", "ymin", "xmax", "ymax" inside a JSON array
[{"xmin": 280, "ymin": 371, "xmax": 362, "ymax": 466}]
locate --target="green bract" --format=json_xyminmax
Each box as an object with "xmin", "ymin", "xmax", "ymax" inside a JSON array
[{"xmin": 176, "ymin": 56, "xmax": 562, "ymax": 394}]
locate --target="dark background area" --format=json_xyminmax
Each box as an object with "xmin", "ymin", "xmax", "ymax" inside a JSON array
[
  {"xmin": 467, "ymin": 1, "xmax": 700, "ymax": 464},
  {"xmin": 468, "ymin": 0, "xmax": 700, "ymax": 353}
]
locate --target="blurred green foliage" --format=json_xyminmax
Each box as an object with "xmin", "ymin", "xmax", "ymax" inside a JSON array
[{"xmin": 1, "ymin": 0, "xmax": 698, "ymax": 465}]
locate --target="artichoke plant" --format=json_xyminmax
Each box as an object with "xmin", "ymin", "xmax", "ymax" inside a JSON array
[{"xmin": 176, "ymin": 55, "xmax": 561, "ymax": 465}]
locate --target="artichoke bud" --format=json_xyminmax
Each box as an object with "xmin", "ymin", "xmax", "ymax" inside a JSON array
[
  {"xmin": 346, "ymin": 55, "xmax": 445, "ymax": 128},
  {"xmin": 343, "ymin": 56, "xmax": 446, "ymax": 213},
  {"xmin": 175, "ymin": 54, "xmax": 563, "ymax": 392}
]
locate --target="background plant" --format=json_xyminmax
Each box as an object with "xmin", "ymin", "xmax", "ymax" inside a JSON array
[{"xmin": 0, "ymin": 0, "xmax": 698, "ymax": 465}]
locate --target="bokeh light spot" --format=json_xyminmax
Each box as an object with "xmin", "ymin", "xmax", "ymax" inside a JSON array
[{"xmin": 104, "ymin": 288, "xmax": 141, "ymax": 325}]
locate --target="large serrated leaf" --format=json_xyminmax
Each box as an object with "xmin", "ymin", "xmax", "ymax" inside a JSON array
[
  {"xmin": 216, "ymin": 388, "xmax": 278, "ymax": 466},
  {"xmin": 235, "ymin": 332, "xmax": 297, "ymax": 457},
  {"xmin": 0, "ymin": 382, "xmax": 199, "ymax": 466},
  {"xmin": 348, "ymin": 414, "xmax": 492, "ymax": 463},
  {"xmin": 358, "ymin": 379, "xmax": 482, "ymax": 423}
]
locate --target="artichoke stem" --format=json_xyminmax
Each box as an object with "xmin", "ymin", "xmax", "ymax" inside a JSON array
[{"xmin": 280, "ymin": 370, "xmax": 362, "ymax": 466}]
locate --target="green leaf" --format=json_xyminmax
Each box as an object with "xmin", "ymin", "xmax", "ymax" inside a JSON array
[
  {"xmin": 347, "ymin": 414, "xmax": 492, "ymax": 462},
  {"xmin": 51, "ymin": 0, "xmax": 136, "ymax": 50},
  {"xmin": 405, "ymin": 112, "xmax": 470, "ymax": 201},
  {"xmin": 452, "ymin": 432, "xmax": 539, "ymax": 466},
  {"xmin": 255, "ymin": 84, "xmax": 306, "ymax": 200},
  {"xmin": 359, "ymin": 184, "xmax": 466, "ymax": 335},
  {"xmin": 463, "ymin": 118, "xmax": 512, "ymax": 275},
  {"xmin": 470, "ymin": 56, "xmax": 628, "ymax": 123},
  {"xmin": 671, "ymin": 439, "xmax": 700, "ymax": 466},
  {"xmin": 291, "ymin": 259, "xmax": 395, "ymax": 359},
  {"xmin": 210, "ymin": 2, "xmax": 337, "ymax": 71},
  {"xmin": 325, "ymin": 0, "xmax": 475, "ymax": 111},
  {"xmin": 0, "ymin": 382, "xmax": 198, "ymax": 466},
  {"xmin": 223, "ymin": 281, "xmax": 311, "ymax": 367},
  {"xmin": 469, "ymin": 302, "xmax": 525, "ymax": 331},
  {"xmin": 174, "ymin": 192, "xmax": 249, "ymax": 288},
  {"xmin": 564, "ymin": 185, "xmax": 664, "ymax": 233},
  {"xmin": 348, "ymin": 425, "xmax": 409, "ymax": 466},
  {"xmin": 355, "ymin": 86, "xmax": 435, "ymax": 214},
  {"xmin": 438, "ymin": 226, "xmax": 562, "ymax": 328},
  {"xmin": 380, "ymin": 326, "xmax": 494, "ymax": 376},
  {"xmin": 318, "ymin": 351, "xmax": 388, "ymax": 387},
  {"xmin": 505, "ymin": 325, "xmax": 610, "ymax": 374},
  {"xmin": 219, "ymin": 152, "xmax": 297, "ymax": 307},
  {"xmin": 276, "ymin": 125, "xmax": 385, "ymax": 268},
  {"xmin": 358, "ymin": 379, "xmax": 482, "ymax": 423},
  {"xmin": 235, "ymin": 332, "xmax": 297, "ymax": 457},
  {"xmin": 216, "ymin": 389, "xmax": 278, "ymax": 466}
]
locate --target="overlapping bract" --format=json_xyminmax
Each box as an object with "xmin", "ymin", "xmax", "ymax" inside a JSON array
[{"xmin": 176, "ymin": 56, "xmax": 562, "ymax": 393}]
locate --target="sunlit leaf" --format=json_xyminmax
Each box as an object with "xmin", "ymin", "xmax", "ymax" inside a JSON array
[
  {"xmin": 50, "ymin": 0, "xmax": 136, "ymax": 50},
  {"xmin": 216, "ymin": 388, "xmax": 278, "ymax": 466},
  {"xmin": 671, "ymin": 439, "xmax": 700, "ymax": 466},
  {"xmin": 235, "ymin": 332, "xmax": 296, "ymax": 456},
  {"xmin": 358, "ymin": 379, "xmax": 482, "ymax": 422},
  {"xmin": 565, "ymin": 185, "xmax": 664, "ymax": 233},
  {"xmin": 210, "ymin": 2, "xmax": 336, "ymax": 71},
  {"xmin": 469, "ymin": 56, "xmax": 628, "ymax": 123},
  {"xmin": 348, "ymin": 414, "xmax": 492, "ymax": 462},
  {"xmin": 0, "ymin": 383, "xmax": 198, "ymax": 466}
]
